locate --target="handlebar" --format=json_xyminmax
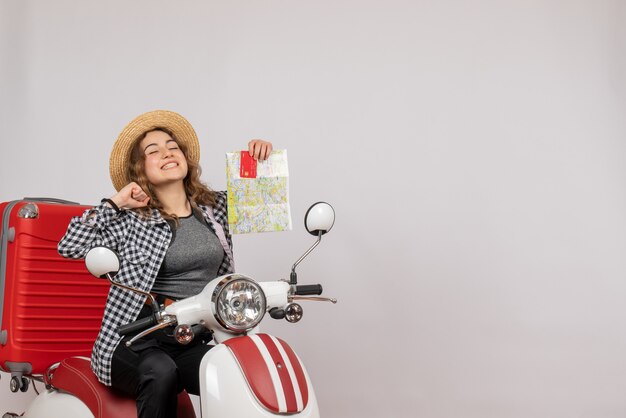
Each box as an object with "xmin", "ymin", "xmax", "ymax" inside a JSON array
[
  {"xmin": 118, "ymin": 314, "xmax": 158, "ymax": 336},
  {"xmin": 294, "ymin": 284, "xmax": 322, "ymax": 296},
  {"xmin": 118, "ymin": 283, "xmax": 329, "ymax": 335},
  {"xmin": 293, "ymin": 284, "xmax": 323, "ymax": 296}
]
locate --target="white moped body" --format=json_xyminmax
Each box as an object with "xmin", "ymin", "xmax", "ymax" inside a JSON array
[
  {"xmin": 20, "ymin": 391, "xmax": 92, "ymax": 417},
  {"xmin": 17, "ymin": 275, "xmax": 321, "ymax": 418},
  {"xmin": 19, "ymin": 333, "xmax": 319, "ymax": 418}
]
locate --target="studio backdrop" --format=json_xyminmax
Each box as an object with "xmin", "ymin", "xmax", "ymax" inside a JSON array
[{"xmin": 1, "ymin": 1, "xmax": 625, "ymax": 417}]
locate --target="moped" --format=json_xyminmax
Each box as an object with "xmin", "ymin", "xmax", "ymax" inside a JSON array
[{"xmin": 3, "ymin": 202, "xmax": 336, "ymax": 418}]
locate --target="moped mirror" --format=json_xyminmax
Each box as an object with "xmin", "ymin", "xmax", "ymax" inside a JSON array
[
  {"xmin": 304, "ymin": 202, "xmax": 335, "ymax": 236},
  {"xmin": 291, "ymin": 202, "xmax": 335, "ymax": 285},
  {"xmin": 85, "ymin": 246, "xmax": 161, "ymax": 314},
  {"xmin": 84, "ymin": 246, "xmax": 120, "ymax": 279}
]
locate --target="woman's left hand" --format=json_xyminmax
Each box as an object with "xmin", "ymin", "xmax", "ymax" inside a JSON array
[{"xmin": 248, "ymin": 139, "xmax": 273, "ymax": 161}]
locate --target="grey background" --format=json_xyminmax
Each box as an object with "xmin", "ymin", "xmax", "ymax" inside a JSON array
[{"xmin": 1, "ymin": 1, "xmax": 626, "ymax": 417}]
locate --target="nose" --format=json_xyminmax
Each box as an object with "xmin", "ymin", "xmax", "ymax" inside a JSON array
[{"xmin": 161, "ymin": 146, "xmax": 173, "ymax": 158}]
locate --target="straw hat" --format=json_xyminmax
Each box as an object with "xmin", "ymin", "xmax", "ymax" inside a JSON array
[{"xmin": 109, "ymin": 110, "xmax": 200, "ymax": 191}]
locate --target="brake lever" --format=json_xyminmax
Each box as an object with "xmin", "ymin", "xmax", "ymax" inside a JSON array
[
  {"xmin": 125, "ymin": 315, "xmax": 177, "ymax": 347},
  {"xmin": 290, "ymin": 296, "xmax": 337, "ymax": 304}
]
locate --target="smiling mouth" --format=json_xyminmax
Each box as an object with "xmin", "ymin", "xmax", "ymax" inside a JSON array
[{"xmin": 161, "ymin": 162, "xmax": 178, "ymax": 170}]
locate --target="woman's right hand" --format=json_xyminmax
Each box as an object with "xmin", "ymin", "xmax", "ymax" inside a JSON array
[{"xmin": 110, "ymin": 182, "xmax": 150, "ymax": 209}]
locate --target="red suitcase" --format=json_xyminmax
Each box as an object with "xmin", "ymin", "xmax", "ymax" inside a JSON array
[{"xmin": 0, "ymin": 198, "xmax": 110, "ymax": 390}]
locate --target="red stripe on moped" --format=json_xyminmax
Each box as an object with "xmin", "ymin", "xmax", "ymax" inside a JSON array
[
  {"xmin": 224, "ymin": 335, "xmax": 278, "ymax": 412},
  {"xmin": 258, "ymin": 334, "xmax": 298, "ymax": 412},
  {"xmin": 276, "ymin": 337, "xmax": 309, "ymax": 408},
  {"xmin": 224, "ymin": 334, "xmax": 309, "ymax": 413}
]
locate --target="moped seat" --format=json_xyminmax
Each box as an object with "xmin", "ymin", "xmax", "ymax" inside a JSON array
[{"xmin": 50, "ymin": 357, "xmax": 196, "ymax": 418}]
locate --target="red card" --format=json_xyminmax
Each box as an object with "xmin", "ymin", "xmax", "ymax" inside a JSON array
[{"xmin": 240, "ymin": 151, "xmax": 258, "ymax": 178}]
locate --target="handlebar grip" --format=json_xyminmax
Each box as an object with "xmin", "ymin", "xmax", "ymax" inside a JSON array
[
  {"xmin": 294, "ymin": 284, "xmax": 323, "ymax": 296},
  {"xmin": 117, "ymin": 314, "xmax": 158, "ymax": 336}
]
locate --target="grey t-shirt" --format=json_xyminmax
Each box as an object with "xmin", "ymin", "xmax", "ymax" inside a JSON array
[{"xmin": 151, "ymin": 214, "xmax": 225, "ymax": 300}]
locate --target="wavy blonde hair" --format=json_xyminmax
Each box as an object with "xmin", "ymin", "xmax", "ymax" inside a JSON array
[{"xmin": 126, "ymin": 128, "xmax": 216, "ymax": 222}]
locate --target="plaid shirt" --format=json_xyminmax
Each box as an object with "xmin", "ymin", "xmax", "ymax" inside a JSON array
[{"xmin": 57, "ymin": 191, "xmax": 234, "ymax": 386}]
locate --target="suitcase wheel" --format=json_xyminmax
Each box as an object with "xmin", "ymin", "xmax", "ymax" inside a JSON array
[
  {"xmin": 9, "ymin": 376, "xmax": 19, "ymax": 393},
  {"xmin": 9, "ymin": 376, "xmax": 29, "ymax": 393},
  {"xmin": 19, "ymin": 377, "xmax": 29, "ymax": 392}
]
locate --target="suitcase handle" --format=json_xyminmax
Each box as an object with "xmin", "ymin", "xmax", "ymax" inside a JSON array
[{"xmin": 22, "ymin": 197, "xmax": 80, "ymax": 205}]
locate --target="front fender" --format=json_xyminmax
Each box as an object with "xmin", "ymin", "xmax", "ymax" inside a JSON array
[{"xmin": 200, "ymin": 334, "xmax": 319, "ymax": 417}]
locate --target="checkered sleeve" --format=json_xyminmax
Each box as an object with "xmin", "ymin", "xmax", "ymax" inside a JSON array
[
  {"xmin": 213, "ymin": 191, "xmax": 235, "ymax": 274},
  {"xmin": 57, "ymin": 201, "xmax": 127, "ymax": 259}
]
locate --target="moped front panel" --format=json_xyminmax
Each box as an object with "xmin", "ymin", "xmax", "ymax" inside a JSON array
[{"xmin": 200, "ymin": 337, "xmax": 320, "ymax": 417}]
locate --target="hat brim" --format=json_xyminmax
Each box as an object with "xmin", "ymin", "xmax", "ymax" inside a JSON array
[{"xmin": 109, "ymin": 110, "xmax": 200, "ymax": 191}]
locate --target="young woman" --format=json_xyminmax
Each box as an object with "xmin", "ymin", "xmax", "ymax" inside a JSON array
[{"xmin": 58, "ymin": 110, "xmax": 272, "ymax": 417}]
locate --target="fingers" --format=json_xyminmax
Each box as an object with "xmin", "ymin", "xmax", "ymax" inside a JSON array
[
  {"xmin": 129, "ymin": 185, "xmax": 150, "ymax": 207},
  {"xmin": 131, "ymin": 186, "xmax": 148, "ymax": 202},
  {"xmin": 248, "ymin": 140, "xmax": 273, "ymax": 161},
  {"xmin": 263, "ymin": 142, "xmax": 272, "ymax": 160},
  {"xmin": 135, "ymin": 195, "xmax": 151, "ymax": 208},
  {"xmin": 111, "ymin": 183, "xmax": 150, "ymax": 209}
]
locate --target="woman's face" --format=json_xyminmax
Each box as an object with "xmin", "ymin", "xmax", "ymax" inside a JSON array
[{"xmin": 139, "ymin": 130, "xmax": 189, "ymax": 188}]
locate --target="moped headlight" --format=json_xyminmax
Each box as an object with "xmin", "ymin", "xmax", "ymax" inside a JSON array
[{"xmin": 213, "ymin": 275, "xmax": 266, "ymax": 332}]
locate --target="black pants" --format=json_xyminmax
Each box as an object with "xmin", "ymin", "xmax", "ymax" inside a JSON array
[{"xmin": 110, "ymin": 307, "xmax": 213, "ymax": 418}]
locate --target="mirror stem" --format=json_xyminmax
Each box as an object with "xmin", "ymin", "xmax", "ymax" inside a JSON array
[
  {"xmin": 290, "ymin": 231, "xmax": 323, "ymax": 285},
  {"xmin": 105, "ymin": 273, "xmax": 161, "ymax": 314}
]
